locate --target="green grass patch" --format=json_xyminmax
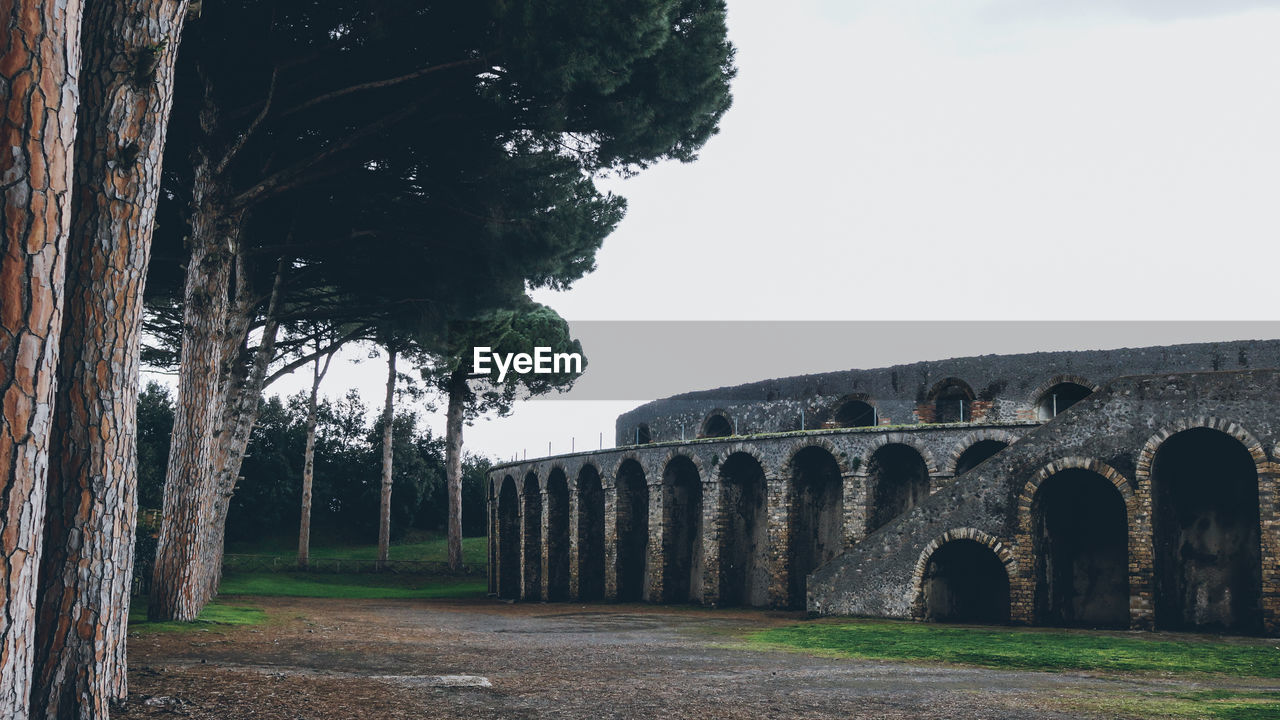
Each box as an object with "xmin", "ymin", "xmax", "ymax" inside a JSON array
[
  {"xmin": 219, "ymin": 571, "xmax": 488, "ymax": 600},
  {"xmin": 128, "ymin": 599, "xmax": 267, "ymax": 634},
  {"xmin": 1058, "ymin": 688, "xmax": 1280, "ymax": 720},
  {"xmin": 747, "ymin": 619, "xmax": 1280, "ymax": 678},
  {"xmin": 226, "ymin": 531, "xmax": 488, "ymax": 565}
]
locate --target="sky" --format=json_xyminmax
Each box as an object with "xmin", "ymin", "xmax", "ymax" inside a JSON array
[{"xmin": 196, "ymin": 0, "xmax": 1280, "ymax": 462}]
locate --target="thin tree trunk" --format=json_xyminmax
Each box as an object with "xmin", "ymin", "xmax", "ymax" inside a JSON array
[
  {"xmin": 445, "ymin": 367, "xmax": 467, "ymax": 571},
  {"xmin": 299, "ymin": 342, "xmax": 333, "ymax": 569},
  {"xmin": 148, "ymin": 171, "xmax": 238, "ymax": 620},
  {"xmin": 377, "ymin": 347, "xmax": 397, "ymax": 570},
  {"xmin": 0, "ymin": 0, "xmax": 81, "ymax": 712},
  {"xmin": 30, "ymin": 0, "xmax": 188, "ymax": 714},
  {"xmin": 200, "ymin": 257, "xmax": 284, "ymax": 601}
]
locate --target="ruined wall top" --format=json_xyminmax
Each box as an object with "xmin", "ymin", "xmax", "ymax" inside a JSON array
[{"xmin": 615, "ymin": 339, "xmax": 1280, "ymax": 445}]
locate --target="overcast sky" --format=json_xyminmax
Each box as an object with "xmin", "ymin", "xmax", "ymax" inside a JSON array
[{"xmin": 247, "ymin": 0, "xmax": 1280, "ymax": 462}]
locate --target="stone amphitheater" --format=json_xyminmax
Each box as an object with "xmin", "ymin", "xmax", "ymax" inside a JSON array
[{"xmin": 486, "ymin": 339, "xmax": 1280, "ymax": 635}]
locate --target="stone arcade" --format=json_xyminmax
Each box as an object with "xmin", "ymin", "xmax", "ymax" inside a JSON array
[{"xmin": 486, "ymin": 340, "xmax": 1280, "ymax": 635}]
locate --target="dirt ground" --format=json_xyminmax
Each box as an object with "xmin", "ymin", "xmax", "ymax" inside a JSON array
[{"xmin": 116, "ymin": 596, "xmax": 1277, "ymax": 719}]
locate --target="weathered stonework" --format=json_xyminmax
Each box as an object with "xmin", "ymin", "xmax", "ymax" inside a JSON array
[{"xmin": 489, "ymin": 340, "xmax": 1280, "ymax": 637}]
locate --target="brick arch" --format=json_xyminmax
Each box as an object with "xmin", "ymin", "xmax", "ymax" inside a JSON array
[
  {"xmin": 658, "ymin": 450, "xmax": 707, "ymax": 482},
  {"xmin": 910, "ymin": 527, "xmax": 1016, "ymax": 618},
  {"xmin": 699, "ymin": 408, "xmax": 737, "ymax": 438},
  {"xmin": 782, "ymin": 437, "xmax": 851, "ymax": 477},
  {"xmin": 1025, "ymin": 374, "xmax": 1101, "ymax": 408},
  {"xmin": 926, "ymin": 377, "xmax": 975, "ymax": 401},
  {"xmin": 609, "ymin": 452, "xmax": 648, "ymax": 485},
  {"xmin": 1135, "ymin": 417, "xmax": 1269, "ymax": 483},
  {"xmin": 943, "ymin": 429, "xmax": 1020, "ymax": 476},
  {"xmin": 714, "ymin": 443, "xmax": 773, "ymax": 479},
  {"xmin": 1019, "ymin": 457, "xmax": 1135, "ymax": 509},
  {"xmin": 827, "ymin": 393, "xmax": 878, "ymax": 427},
  {"xmin": 863, "ymin": 434, "xmax": 940, "ymax": 475}
]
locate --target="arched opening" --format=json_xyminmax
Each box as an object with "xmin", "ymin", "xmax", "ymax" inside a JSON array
[
  {"xmin": 788, "ymin": 446, "xmax": 843, "ymax": 609},
  {"xmin": 833, "ymin": 399, "xmax": 876, "ymax": 428},
  {"xmin": 1152, "ymin": 428, "xmax": 1261, "ymax": 634},
  {"xmin": 718, "ymin": 452, "xmax": 770, "ymax": 607},
  {"xmin": 867, "ymin": 444, "xmax": 930, "ymax": 533},
  {"xmin": 634, "ymin": 423, "xmax": 652, "ymax": 444},
  {"xmin": 1035, "ymin": 382, "xmax": 1093, "ymax": 420},
  {"xmin": 931, "ymin": 379, "xmax": 973, "ymax": 423},
  {"xmin": 922, "ymin": 540, "xmax": 1010, "ymax": 624},
  {"xmin": 1031, "ymin": 469, "xmax": 1129, "ymax": 628},
  {"xmin": 576, "ymin": 465, "xmax": 605, "ymax": 601},
  {"xmin": 521, "ymin": 472, "xmax": 542, "ymax": 601},
  {"xmin": 954, "ymin": 440, "xmax": 1008, "ymax": 476},
  {"xmin": 497, "ymin": 476, "xmax": 520, "ymax": 599},
  {"xmin": 702, "ymin": 413, "xmax": 733, "ymax": 438},
  {"xmin": 661, "ymin": 456, "xmax": 703, "ymax": 603},
  {"xmin": 546, "ymin": 468, "xmax": 570, "ymax": 601},
  {"xmin": 615, "ymin": 459, "xmax": 649, "ymax": 602}
]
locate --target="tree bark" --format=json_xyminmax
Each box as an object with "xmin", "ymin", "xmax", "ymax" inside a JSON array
[
  {"xmin": 148, "ymin": 171, "xmax": 238, "ymax": 620},
  {"xmin": 30, "ymin": 0, "xmax": 188, "ymax": 714},
  {"xmin": 376, "ymin": 347, "xmax": 396, "ymax": 570},
  {"xmin": 298, "ymin": 342, "xmax": 333, "ymax": 569},
  {"xmin": 445, "ymin": 367, "xmax": 467, "ymax": 571},
  {"xmin": 0, "ymin": 0, "xmax": 81, "ymax": 714}
]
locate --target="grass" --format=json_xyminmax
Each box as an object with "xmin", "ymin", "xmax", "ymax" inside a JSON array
[
  {"xmin": 128, "ymin": 599, "xmax": 268, "ymax": 634},
  {"xmin": 225, "ymin": 530, "xmax": 488, "ymax": 565},
  {"xmin": 747, "ymin": 619, "xmax": 1280, "ymax": 678},
  {"xmin": 218, "ymin": 571, "xmax": 488, "ymax": 599},
  {"xmin": 1056, "ymin": 688, "xmax": 1280, "ymax": 720}
]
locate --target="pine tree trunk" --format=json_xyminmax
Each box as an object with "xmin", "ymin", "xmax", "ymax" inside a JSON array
[
  {"xmin": 30, "ymin": 0, "xmax": 187, "ymax": 714},
  {"xmin": 377, "ymin": 348, "xmax": 396, "ymax": 570},
  {"xmin": 445, "ymin": 368, "xmax": 467, "ymax": 571},
  {"xmin": 0, "ymin": 0, "xmax": 81, "ymax": 713},
  {"xmin": 298, "ymin": 345, "xmax": 331, "ymax": 569},
  {"xmin": 148, "ymin": 177, "xmax": 237, "ymax": 621}
]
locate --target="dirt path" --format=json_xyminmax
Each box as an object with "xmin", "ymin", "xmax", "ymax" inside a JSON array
[{"xmin": 117, "ymin": 596, "xmax": 1276, "ymax": 719}]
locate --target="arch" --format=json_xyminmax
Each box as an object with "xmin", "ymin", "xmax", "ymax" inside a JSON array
[
  {"xmin": 1030, "ymin": 468, "xmax": 1129, "ymax": 628},
  {"xmin": 1020, "ymin": 457, "xmax": 1135, "ymax": 505},
  {"xmin": 521, "ymin": 471, "xmax": 542, "ymax": 601},
  {"xmin": 717, "ymin": 451, "xmax": 770, "ymax": 607},
  {"xmin": 866, "ymin": 443, "xmax": 931, "ymax": 533},
  {"xmin": 630, "ymin": 423, "xmax": 652, "ymax": 445},
  {"xmin": 1149, "ymin": 426, "xmax": 1262, "ymax": 634},
  {"xmin": 832, "ymin": 394, "xmax": 877, "ymax": 428},
  {"xmin": 545, "ymin": 467, "xmax": 571, "ymax": 601},
  {"xmin": 913, "ymin": 529, "xmax": 1015, "ymax": 624},
  {"xmin": 575, "ymin": 464, "xmax": 605, "ymax": 601},
  {"xmin": 787, "ymin": 445, "xmax": 843, "ymax": 609},
  {"xmin": 928, "ymin": 378, "xmax": 974, "ymax": 423},
  {"xmin": 615, "ymin": 458, "xmax": 649, "ymax": 602},
  {"xmin": 701, "ymin": 410, "xmax": 734, "ymax": 439},
  {"xmin": 1033, "ymin": 379, "xmax": 1096, "ymax": 421},
  {"xmin": 661, "ymin": 455, "xmax": 704, "ymax": 603},
  {"xmin": 944, "ymin": 429, "xmax": 1018, "ymax": 476},
  {"xmin": 954, "ymin": 441, "xmax": 1007, "ymax": 477},
  {"xmin": 497, "ymin": 475, "xmax": 520, "ymax": 599}
]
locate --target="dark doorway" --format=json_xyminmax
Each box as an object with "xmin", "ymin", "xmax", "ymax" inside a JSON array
[
  {"xmin": 546, "ymin": 468, "xmax": 570, "ymax": 601},
  {"xmin": 954, "ymin": 440, "xmax": 1008, "ymax": 477},
  {"xmin": 922, "ymin": 540, "xmax": 1010, "ymax": 624},
  {"xmin": 834, "ymin": 399, "xmax": 876, "ymax": 428},
  {"xmin": 932, "ymin": 380, "xmax": 973, "ymax": 423},
  {"xmin": 498, "ymin": 476, "xmax": 520, "ymax": 599},
  {"xmin": 867, "ymin": 444, "xmax": 930, "ymax": 533},
  {"xmin": 616, "ymin": 459, "xmax": 649, "ymax": 602},
  {"xmin": 788, "ymin": 447, "xmax": 843, "ymax": 609},
  {"xmin": 1152, "ymin": 428, "xmax": 1262, "ymax": 634},
  {"xmin": 718, "ymin": 453, "xmax": 770, "ymax": 607},
  {"xmin": 702, "ymin": 413, "xmax": 733, "ymax": 438},
  {"xmin": 662, "ymin": 456, "xmax": 703, "ymax": 603},
  {"xmin": 576, "ymin": 465, "xmax": 605, "ymax": 601},
  {"xmin": 1035, "ymin": 382, "xmax": 1093, "ymax": 420},
  {"xmin": 1032, "ymin": 469, "xmax": 1129, "ymax": 628},
  {"xmin": 634, "ymin": 423, "xmax": 652, "ymax": 444},
  {"xmin": 522, "ymin": 472, "xmax": 542, "ymax": 600}
]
